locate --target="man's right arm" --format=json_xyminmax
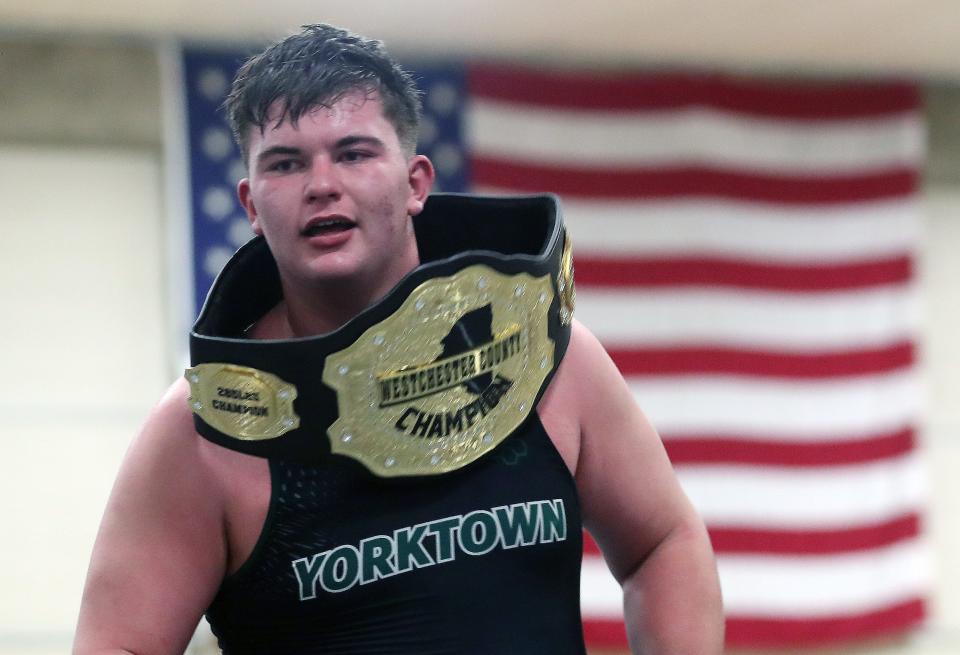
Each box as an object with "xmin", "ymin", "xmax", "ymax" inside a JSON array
[{"xmin": 74, "ymin": 380, "xmax": 228, "ymax": 655}]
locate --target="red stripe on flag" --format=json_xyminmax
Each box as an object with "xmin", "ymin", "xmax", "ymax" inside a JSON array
[
  {"xmin": 709, "ymin": 514, "xmax": 921, "ymax": 554},
  {"xmin": 470, "ymin": 158, "xmax": 918, "ymax": 202},
  {"xmin": 663, "ymin": 427, "xmax": 916, "ymax": 467},
  {"xmin": 724, "ymin": 598, "xmax": 926, "ymax": 647},
  {"xmin": 574, "ymin": 254, "xmax": 913, "ymax": 291},
  {"xmin": 584, "ymin": 513, "xmax": 920, "ymax": 556},
  {"xmin": 581, "ymin": 600, "xmax": 925, "ymax": 649},
  {"xmin": 583, "ymin": 532, "xmax": 599, "ymax": 556},
  {"xmin": 609, "ymin": 342, "xmax": 914, "ymax": 377},
  {"xmin": 469, "ymin": 65, "xmax": 920, "ymax": 118},
  {"xmin": 581, "ymin": 617, "xmax": 629, "ymax": 649}
]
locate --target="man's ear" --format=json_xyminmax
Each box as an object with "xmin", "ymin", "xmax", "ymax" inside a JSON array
[
  {"xmin": 406, "ymin": 154, "xmax": 436, "ymax": 217},
  {"xmin": 238, "ymin": 178, "xmax": 263, "ymax": 235}
]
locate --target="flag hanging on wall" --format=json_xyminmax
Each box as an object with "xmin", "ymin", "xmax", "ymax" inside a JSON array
[{"xmin": 177, "ymin": 46, "xmax": 927, "ymax": 649}]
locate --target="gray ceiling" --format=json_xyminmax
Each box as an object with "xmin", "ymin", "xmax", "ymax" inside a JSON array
[{"xmin": 2, "ymin": 0, "xmax": 959, "ymax": 79}]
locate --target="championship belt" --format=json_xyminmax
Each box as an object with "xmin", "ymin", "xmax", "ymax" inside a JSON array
[{"xmin": 186, "ymin": 194, "xmax": 575, "ymax": 477}]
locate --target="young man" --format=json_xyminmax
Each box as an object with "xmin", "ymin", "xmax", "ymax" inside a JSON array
[{"xmin": 75, "ymin": 25, "xmax": 722, "ymax": 654}]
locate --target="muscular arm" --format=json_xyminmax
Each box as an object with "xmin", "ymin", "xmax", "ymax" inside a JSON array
[
  {"xmin": 547, "ymin": 322, "xmax": 723, "ymax": 654},
  {"xmin": 74, "ymin": 380, "xmax": 228, "ymax": 655}
]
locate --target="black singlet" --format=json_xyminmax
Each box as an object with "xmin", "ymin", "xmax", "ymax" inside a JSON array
[{"xmin": 205, "ymin": 413, "xmax": 587, "ymax": 654}]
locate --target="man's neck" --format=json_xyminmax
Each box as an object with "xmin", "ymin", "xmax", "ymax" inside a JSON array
[
  {"xmin": 282, "ymin": 281, "xmax": 382, "ymax": 337},
  {"xmin": 259, "ymin": 264, "xmax": 416, "ymax": 339}
]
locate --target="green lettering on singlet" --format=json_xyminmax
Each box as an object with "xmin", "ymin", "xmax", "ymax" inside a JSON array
[
  {"xmin": 458, "ymin": 510, "xmax": 499, "ymax": 556},
  {"xmin": 539, "ymin": 499, "xmax": 567, "ymax": 543},
  {"xmin": 427, "ymin": 516, "xmax": 461, "ymax": 563},
  {"xmin": 292, "ymin": 497, "xmax": 568, "ymax": 602},
  {"xmin": 319, "ymin": 545, "xmax": 360, "ymax": 593},
  {"xmin": 494, "ymin": 502, "xmax": 541, "ymax": 548},
  {"xmin": 394, "ymin": 524, "xmax": 435, "ymax": 572},
  {"xmin": 291, "ymin": 551, "xmax": 329, "ymax": 600},
  {"xmin": 360, "ymin": 535, "xmax": 397, "ymax": 584}
]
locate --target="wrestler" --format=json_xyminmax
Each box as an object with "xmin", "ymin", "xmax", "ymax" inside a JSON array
[{"xmin": 74, "ymin": 24, "xmax": 722, "ymax": 654}]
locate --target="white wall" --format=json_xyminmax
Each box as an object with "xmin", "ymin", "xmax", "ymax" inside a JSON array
[
  {"xmin": 0, "ymin": 145, "xmax": 168, "ymax": 652},
  {"xmin": 919, "ymin": 189, "xmax": 960, "ymax": 644}
]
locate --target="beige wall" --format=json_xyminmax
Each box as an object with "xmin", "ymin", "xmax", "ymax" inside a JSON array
[
  {"xmin": 0, "ymin": 144, "xmax": 167, "ymax": 650},
  {"xmin": 919, "ymin": 189, "xmax": 960, "ymax": 644},
  {"xmin": 0, "ymin": 36, "xmax": 958, "ymax": 654}
]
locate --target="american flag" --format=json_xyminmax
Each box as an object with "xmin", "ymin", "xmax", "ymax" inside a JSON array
[{"xmin": 177, "ymin": 47, "xmax": 927, "ymax": 649}]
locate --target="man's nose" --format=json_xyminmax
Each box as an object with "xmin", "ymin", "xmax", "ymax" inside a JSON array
[{"xmin": 304, "ymin": 157, "xmax": 341, "ymax": 202}]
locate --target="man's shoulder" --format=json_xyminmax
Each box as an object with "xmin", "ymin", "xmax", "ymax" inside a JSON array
[
  {"xmin": 138, "ymin": 378, "xmax": 269, "ymax": 484},
  {"xmin": 541, "ymin": 319, "xmax": 639, "ymax": 435},
  {"xmin": 554, "ymin": 320, "xmax": 622, "ymax": 391},
  {"xmin": 143, "ymin": 377, "xmax": 199, "ymax": 442},
  {"xmin": 127, "ymin": 377, "xmax": 218, "ymax": 472},
  {"xmin": 538, "ymin": 320, "xmax": 625, "ymax": 446},
  {"xmin": 115, "ymin": 377, "xmax": 254, "ymax": 512}
]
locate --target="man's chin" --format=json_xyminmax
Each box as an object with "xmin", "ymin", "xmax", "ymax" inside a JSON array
[{"xmin": 302, "ymin": 263, "xmax": 364, "ymax": 285}]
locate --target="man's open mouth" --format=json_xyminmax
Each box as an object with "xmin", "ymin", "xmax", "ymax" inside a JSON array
[{"xmin": 304, "ymin": 218, "xmax": 355, "ymax": 236}]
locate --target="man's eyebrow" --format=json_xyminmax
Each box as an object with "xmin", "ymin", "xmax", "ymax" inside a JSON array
[
  {"xmin": 335, "ymin": 135, "xmax": 385, "ymax": 149},
  {"xmin": 255, "ymin": 146, "xmax": 302, "ymax": 164}
]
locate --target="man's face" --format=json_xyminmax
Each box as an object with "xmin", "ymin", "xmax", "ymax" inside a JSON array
[{"xmin": 238, "ymin": 90, "xmax": 433, "ymax": 297}]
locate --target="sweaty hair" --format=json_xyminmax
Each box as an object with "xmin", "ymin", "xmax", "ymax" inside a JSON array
[{"xmin": 224, "ymin": 24, "xmax": 422, "ymax": 163}]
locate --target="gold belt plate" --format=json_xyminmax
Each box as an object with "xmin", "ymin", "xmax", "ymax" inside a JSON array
[
  {"xmin": 323, "ymin": 265, "xmax": 555, "ymax": 477},
  {"xmin": 185, "ymin": 363, "xmax": 300, "ymax": 440}
]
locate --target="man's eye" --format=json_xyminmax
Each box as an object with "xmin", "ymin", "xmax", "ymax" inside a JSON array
[
  {"xmin": 340, "ymin": 150, "xmax": 372, "ymax": 163},
  {"xmin": 268, "ymin": 159, "xmax": 301, "ymax": 173}
]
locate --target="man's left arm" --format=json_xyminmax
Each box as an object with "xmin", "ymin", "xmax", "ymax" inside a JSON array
[{"xmin": 549, "ymin": 322, "xmax": 724, "ymax": 654}]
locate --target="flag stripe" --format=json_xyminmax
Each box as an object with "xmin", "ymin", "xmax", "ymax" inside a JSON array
[
  {"xmin": 708, "ymin": 514, "xmax": 921, "ymax": 555},
  {"xmin": 718, "ymin": 541, "xmax": 928, "ymax": 615},
  {"xmin": 628, "ymin": 372, "xmax": 919, "ymax": 436},
  {"xmin": 676, "ymin": 455, "xmax": 925, "ymax": 528},
  {"xmin": 724, "ymin": 598, "xmax": 926, "ymax": 647},
  {"xmin": 580, "ymin": 619, "xmax": 630, "ymax": 650},
  {"xmin": 469, "ymin": 101, "xmax": 923, "ymax": 172},
  {"xmin": 581, "ymin": 539, "xmax": 927, "ymax": 615},
  {"xmin": 610, "ymin": 342, "xmax": 914, "ymax": 378},
  {"xmin": 662, "ymin": 426, "xmax": 916, "ymax": 467},
  {"xmin": 471, "ymin": 159, "xmax": 919, "ymax": 202},
  {"xmin": 574, "ymin": 254, "xmax": 913, "ymax": 291},
  {"xmin": 580, "ymin": 599, "xmax": 925, "ymax": 648},
  {"xmin": 468, "ymin": 65, "xmax": 920, "ymax": 118},
  {"xmin": 562, "ymin": 198, "xmax": 921, "ymax": 261},
  {"xmin": 580, "ymin": 288, "xmax": 919, "ymax": 350},
  {"xmin": 584, "ymin": 512, "xmax": 919, "ymax": 556}
]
